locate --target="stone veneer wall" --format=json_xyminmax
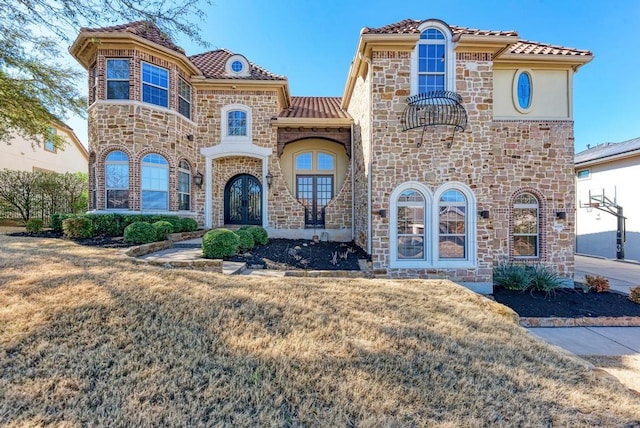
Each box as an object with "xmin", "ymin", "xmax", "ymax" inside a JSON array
[
  {"xmin": 346, "ymin": 69, "xmax": 372, "ymax": 250},
  {"xmin": 350, "ymin": 48, "xmax": 575, "ymax": 283}
]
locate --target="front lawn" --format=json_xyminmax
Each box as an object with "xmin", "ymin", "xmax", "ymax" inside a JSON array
[{"xmin": 1, "ymin": 234, "xmax": 639, "ymax": 425}]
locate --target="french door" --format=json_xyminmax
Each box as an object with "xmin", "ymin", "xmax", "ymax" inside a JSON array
[
  {"xmin": 224, "ymin": 174, "xmax": 262, "ymax": 225},
  {"xmin": 296, "ymin": 175, "xmax": 333, "ymax": 228}
]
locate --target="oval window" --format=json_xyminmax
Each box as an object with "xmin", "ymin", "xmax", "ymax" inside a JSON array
[{"xmin": 517, "ymin": 72, "xmax": 532, "ymax": 110}]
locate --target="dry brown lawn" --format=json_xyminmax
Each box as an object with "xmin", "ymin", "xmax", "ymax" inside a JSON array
[{"xmin": 1, "ymin": 233, "xmax": 640, "ymax": 426}]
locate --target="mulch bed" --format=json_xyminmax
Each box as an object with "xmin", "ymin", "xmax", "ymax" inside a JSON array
[
  {"xmin": 227, "ymin": 239, "xmax": 369, "ymax": 271},
  {"xmin": 493, "ymin": 286, "xmax": 640, "ymax": 318},
  {"xmin": 8, "ymin": 231, "xmax": 134, "ymax": 249}
]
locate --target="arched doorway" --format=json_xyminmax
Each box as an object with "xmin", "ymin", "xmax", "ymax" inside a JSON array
[{"xmin": 224, "ymin": 174, "xmax": 262, "ymax": 225}]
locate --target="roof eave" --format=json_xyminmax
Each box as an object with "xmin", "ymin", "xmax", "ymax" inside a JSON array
[
  {"xmin": 271, "ymin": 117, "xmax": 352, "ymax": 127},
  {"xmin": 69, "ymin": 31, "xmax": 201, "ymax": 75},
  {"xmin": 191, "ymin": 77, "xmax": 291, "ymax": 108},
  {"xmin": 495, "ymin": 52, "xmax": 593, "ymax": 70},
  {"xmin": 576, "ymin": 148, "xmax": 640, "ymax": 167},
  {"xmin": 454, "ymin": 34, "xmax": 519, "ymax": 54}
]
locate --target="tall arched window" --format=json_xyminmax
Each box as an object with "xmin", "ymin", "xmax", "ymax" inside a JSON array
[
  {"xmin": 438, "ymin": 190, "xmax": 467, "ymax": 259},
  {"xmin": 397, "ymin": 189, "xmax": 427, "ymax": 260},
  {"xmin": 178, "ymin": 159, "xmax": 191, "ymax": 211},
  {"xmin": 105, "ymin": 150, "xmax": 129, "ymax": 209},
  {"xmin": 141, "ymin": 154, "xmax": 169, "ymax": 210},
  {"xmin": 513, "ymin": 193, "xmax": 539, "ymax": 258},
  {"xmin": 294, "ymin": 151, "xmax": 335, "ymax": 228},
  {"xmin": 418, "ymin": 28, "xmax": 446, "ymax": 93}
]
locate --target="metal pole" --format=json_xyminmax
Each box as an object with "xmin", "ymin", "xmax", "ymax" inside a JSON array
[{"xmin": 616, "ymin": 206, "xmax": 625, "ymax": 260}]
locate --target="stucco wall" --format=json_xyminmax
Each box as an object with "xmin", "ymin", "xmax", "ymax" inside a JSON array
[{"xmin": 576, "ymin": 155, "xmax": 640, "ymax": 261}]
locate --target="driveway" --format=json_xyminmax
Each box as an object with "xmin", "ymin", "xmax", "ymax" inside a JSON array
[{"xmin": 575, "ymin": 254, "xmax": 640, "ymax": 294}]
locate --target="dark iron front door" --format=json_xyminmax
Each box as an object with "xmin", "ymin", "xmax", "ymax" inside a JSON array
[
  {"xmin": 296, "ymin": 175, "xmax": 333, "ymax": 228},
  {"xmin": 224, "ymin": 174, "xmax": 262, "ymax": 225}
]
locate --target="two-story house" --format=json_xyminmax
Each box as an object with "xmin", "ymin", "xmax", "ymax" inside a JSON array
[{"xmin": 70, "ymin": 19, "xmax": 591, "ymax": 291}]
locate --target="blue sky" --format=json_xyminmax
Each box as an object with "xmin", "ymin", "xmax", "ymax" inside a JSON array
[{"xmin": 67, "ymin": 0, "xmax": 640, "ymax": 153}]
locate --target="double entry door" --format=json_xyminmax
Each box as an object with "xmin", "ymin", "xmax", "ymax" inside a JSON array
[
  {"xmin": 296, "ymin": 175, "xmax": 333, "ymax": 228},
  {"xmin": 224, "ymin": 174, "xmax": 261, "ymax": 225}
]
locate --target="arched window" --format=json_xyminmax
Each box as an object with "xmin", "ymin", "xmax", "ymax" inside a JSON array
[
  {"xmin": 438, "ymin": 190, "xmax": 467, "ymax": 259},
  {"xmin": 105, "ymin": 150, "xmax": 129, "ymax": 209},
  {"xmin": 397, "ymin": 189, "xmax": 427, "ymax": 260},
  {"xmin": 513, "ymin": 192, "xmax": 539, "ymax": 258},
  {"xmin": 294, "ymin": 151, "xmax": 336, "ymax": 227},
  {"xmin": 418, "ymin": 28, "xmax": 446, "ymax": 93},
  {"xmin": 141, "ymin": 154, "xmax": 169, "ymax": 210},
  {"xmin": 178, "ymin": 160, "xmax": 191, "ymax": 211},
  {"xmin": 227, "ymin": 110, "xmax": 247, "ymax": 136}
]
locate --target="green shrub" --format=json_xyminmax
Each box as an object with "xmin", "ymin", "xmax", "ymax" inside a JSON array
[
  {"xmin": 26, "ymin": 218, "xmax": 44, "ymax": 234},
  {"xmin": 493, "ymin": 264, "xmax": 532, "ymax": 291},
  {"xmin": 528, "ymin": 265, "xmax": 562, "ymax": 294},
  {"xmin": 629, "ymin": 286, "xmax": 640, "ymax": 304},
  {"xmin": 177, "ymin": 217, "xmax": 198, "ymax": 232},
  {"xmin": 238, "ymin": 225, "xmax": 253, "ymax": 231},
  {"xmin": 202, "ymin": 229, "xmax": 239, "ymax": 259},
  {"xmin": 62, "ymin": 217, "xmax": 93, "ymax": 239},
  {"xmin": 235, "ymin": 229, "xmax": 255, "ymax": 252},
  {"xmin": 153, "ymin": 221, "xmax": 174, "ymax": 241},
  {"xmin": 89, "ymin": 213, "xmax": 126, "ymax": 236},
  {"xmin": 124, "ymin": 221, "xmax": 157, "ymax": 244},
  {"xmin": 585, "ymin": 274, "xmax": 610, "ymax": 293},
  {"xmin": 247, "ymin": 226, "xmax": 268, "ymax": 245},
  {"xmin": 51, "ymin": 213, "xmax": 74, "ymax": 232}
]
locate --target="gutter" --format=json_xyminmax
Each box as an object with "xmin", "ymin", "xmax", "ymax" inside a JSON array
[{"xmin": 575, "ymin": 148, "xmax": 640, "ymax": 168}]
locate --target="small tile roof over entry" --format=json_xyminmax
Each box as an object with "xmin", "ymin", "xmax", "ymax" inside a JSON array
[
  {"xmin": 575, "ymin": 137, "xmax": 640, "ymax": 164},
  {"xmin": 278, "ymin": 97, "xmax": 351, "ymax": 119},
  {"xmin": 81, "ymin": 21, "xmax": 185, "ymax": 54},
  {"xmin": 189, "ymin": 49, "xmax": 286, "ymax": 80},
  {"xmin": 362, "ymin": 19, "xmax": 592, "ymax": 57}
]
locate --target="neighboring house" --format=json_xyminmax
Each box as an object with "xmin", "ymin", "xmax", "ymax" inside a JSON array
[
  {"xmin": 0, "ymin": 124, "xmax": 88, "ymax": 174},
  {"xmin": 575, "ymin": 138, "xmax": 640, "ymax": 261},
  {"xmin": 69, "ymin": 19, "xmax": 591, "ymax": 291}
]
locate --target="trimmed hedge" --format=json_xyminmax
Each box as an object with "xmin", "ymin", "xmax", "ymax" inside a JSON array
[
  {"xmin": 202, "ymin": 229, "xmax": 239, "ymax": 259},
  {"xmin": 124, "ymin": 222, "xmax": 157, "ymax": 245},
  {"xmin": 247, "ymin": 226, "xmax": 268, "ymax": 245},
  {"xmin": 235, "ymin": 229, "xmax": 255, "ymax": 252},
  {"xmin": 50, "ymin": 213, "xmax": 199, "ymax": 237},
  {"xmin": 178, "ymin": 217, "xmax": 198, "ymax": 232},
  {"xmin": 62, "ymin": 217, "xmax": 93, "ymax": 239},
  {"xmin": 153, "ymin": 221, "xmax": 174, "ymax": 241}
]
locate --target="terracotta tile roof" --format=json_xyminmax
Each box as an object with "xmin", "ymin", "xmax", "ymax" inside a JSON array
[
  {"xmin": 82, "ymin": 21, "xmax": 185, "ymax": 54},
  {"xmin": 509, "ymin": 40, "xmax": 592, "ymax": 57},
  {"xmin": 362, "ymin": 19, "xmax": 517, "ymax": 37},
  {"xmin": 279, "ymin": 97, "xmax": 350, "ymax": 119},
  {"xmin": 362, "ymin": 19, "xmax": 591, "ymax": 57},
  {"xmin": 575, "ymin": 137, "xmax": 640, "ymax": 164},
  {"xmin": 188, "ymin": 49, "xmax": 285, "ymax": 80}
]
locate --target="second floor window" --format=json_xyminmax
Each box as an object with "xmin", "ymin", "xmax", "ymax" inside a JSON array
[
  {"xmin": 142, "ymin": 63, "xmax": 169, "ymax": 108},
  {"xmin": 228, "ymin": 110, "xmax": 247, "ymax": 136},
  {"xmin": 178, "ymin": 79, "xmax": 192, "ymax": 119},
  {"xmin": 106, "ymin": 59, "xmax": 130, "ymax": 100},
  {"xmin": 418, "ymin": 28, "xmax": 446, "ymax": 93}
]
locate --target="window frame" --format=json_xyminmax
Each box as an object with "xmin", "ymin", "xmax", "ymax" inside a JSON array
[
  {"xmin": 178, "ymin": 159, "xmax": 192, "ymax": 211},
  {"xmin": 178, "ymin": 78, "xmax": 192, "ymax": 119},
  {"xmin": 576, "ymin": 169, "xmax": 590, "ymax": 180},
  {"xmin": 220, "ymin": 104, "xmax": 252, "ymax": 144},
  {"xmin": 411, "ymin": 21, "xmax": 454, "ymax": 96},
  {"xmin": 389, "ymin": 181, "xmax": 477, "ymax": 268},
  {"xmin": 512, "ymin": 192, "xmax": 540, "ymax": 259},
  {"xmin": 141, "ymin": 62, "xmax": 169, "ymax": 108},
  {"xmin": 44, "ymin": 127, "xmax": 56, "ymax": 153},
  {"xmin": 104, "ymin": 150, "xmax": 130, "ymax": 210},
  {"xmin": 512, "ymin": 69, "xmax": 534, "ymax": 114},
  {"xmin": 140, "ymin": 153, "xmax": 170, "ymax": 211},
  {"xmin": 437, "ymin": 190, "xmax": 468, "ymax": 261},
  {"xmin": 105, "ymin": 59, "xmax": 130, "ymax": 100}
]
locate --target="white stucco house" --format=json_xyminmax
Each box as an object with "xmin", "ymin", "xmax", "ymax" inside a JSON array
[{"xmin": 575, "ymin": 137, "xmax": 640, "ymax": 261}]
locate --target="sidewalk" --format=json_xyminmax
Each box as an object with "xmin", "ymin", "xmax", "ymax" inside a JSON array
[
  {"xmin": 528, "ymin": 327, "xmax": 640, "ymax": 356},
  {"xmin": 575, "ymin": 254, "xmax": 640, "ymax": 294}
]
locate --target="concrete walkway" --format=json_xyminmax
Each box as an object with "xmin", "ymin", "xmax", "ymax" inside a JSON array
[
  {"xmin": 575, "ymin": 254, "xmax": 640, "ymax": 294},
  {"xmin": 528, "ymin": 327, "xmax": 640, "ymax": 356}
]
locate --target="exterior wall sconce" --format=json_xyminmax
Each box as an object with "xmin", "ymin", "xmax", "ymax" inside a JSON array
[
  {"xmin": 378, "ymin": 209, "xmax": 387, "ymax": 218},
  {"xmin": 186, "ymin": 134, "xmax": 194, "ymax": 141},
  {"xmin": 478, "ymin": 210, "xmax": 490, "ymax": 219},
  {"xmin": 266, "ymin": 171, "xmax": 273, "ymax": 186},
  {"xmin": 193, "ymin": 170, "xmax": 204, "ymax": 188},
  {"xmin": 556, "ymin": 211, "xmax": 567, "ymax": 220}
]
